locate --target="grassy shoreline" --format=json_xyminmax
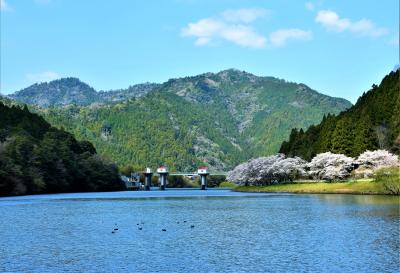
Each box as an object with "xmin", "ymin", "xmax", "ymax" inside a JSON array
[{"xmin": 233, "ymin": 179, "xmax": 398, "ymax": 195}]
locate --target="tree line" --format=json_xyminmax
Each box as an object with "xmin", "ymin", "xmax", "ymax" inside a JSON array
[
  {"xmin": 0, "ymin": 102, "xmax": 125, "ymax": 196},
  {"xmin": 228, "ymin": 150, "xmax": 399, "ymax": 191},
  {"xmin": 279, "ymin": 70, "xmax": 400, "ymax": 160}
]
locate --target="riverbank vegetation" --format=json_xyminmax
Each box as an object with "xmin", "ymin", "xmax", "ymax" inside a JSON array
[
  {"xmin": 228, "ymin": 150, "xmax": 399, "ymax": 195},
  {"xmin": 375, "ymin": 167, "xmax": 400, "ymax": 195},
  {"xmin": 0, "ymin": 102, "xmax": 124, "ymax": 196},
  {"xmin": 219, "ymin": 181, "xmax": 236, "ymax": 188},
  {"xmin": 245, "ymin": 69, "xmax": 400, "ymax": 196},
  {"xmin": 234, "ymin": 180, "xmax": 380, "ymax": 194},
  {"xmin": 234, "ymin": 177, "xmax": 399, "ymax": 195}
]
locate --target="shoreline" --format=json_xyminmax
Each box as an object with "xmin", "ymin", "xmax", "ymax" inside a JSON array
[{"xmin": 233, "ymin": 180, "xmax": 399, "ymax": 196}]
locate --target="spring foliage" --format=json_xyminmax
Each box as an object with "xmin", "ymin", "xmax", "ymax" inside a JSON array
[
  {"xmin": 228, "ymin": 150, "xmax": 399, "ymax": 185},
  {"xmin": 307, "ymin": 152, "xmax": 354, "ymax": 181},
  {"xmin": 227, "ymin": 154, "xmax": 306, "ymax": 185},
  {"xmin": 356, "ymin": 150, "xmax": 399, "ymax": 169}
]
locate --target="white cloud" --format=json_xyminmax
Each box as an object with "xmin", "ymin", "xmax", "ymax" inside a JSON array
[
  {"xmin": 182, "ymin": 8, "xmax": 313, "ymax": 48},
  {"xmin": 315, "ymin": 10, "xmax": 388, "ymax": 37},
  {"xmin": 1, "ymin": 0, "xmax": 12, "ymax": 11},
  {"xmin": 221, "ymin": 25, "xmax": 266, "ymax": 48},
  {"xmin": 181, "ymin": 16, "xmax": 266, "ymax": 48},
  {"xmin": 222, "ymin": 8, "xmax": 269, "ymax": 23},
  {"xmin": 182, "ymin": 18, "xmax": 224, "ymax": 40},
  {"xmin": 269, "ymin": 29, "xmax": 312, "ymax": 47},
  {"xmin": 305, "ymin": 2, "xmax": 314, "ymax": 11},
  {"xmin": 26, "ymin": 71, "xmax": 60, "ymax": 83}
]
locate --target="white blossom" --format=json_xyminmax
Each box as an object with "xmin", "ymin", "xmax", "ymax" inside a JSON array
[
  {"xmin": 227, "ymin": 154, "xmax": 306, "ymax": 185},
  {"xmin": 228, "ymin": 149, "xmax": 400, "ymax": 184},
  {"xmin": 307, "ymin": 152, "xmax": 354, "ymax": 181},
  {"xmin": 356, "ymin": 150, "xmax": 399, "ymax": 169}
]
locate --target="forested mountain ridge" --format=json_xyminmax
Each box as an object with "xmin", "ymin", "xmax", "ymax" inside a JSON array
[
  {"xmin": 0, "ymin": 102, "xmax": 124, "ymax": 196},
  {"xmin": 8, "ymin": 69, "xmax": 352, "ymax": 171},
  {"xmin": 9, "ymin": 78, "xmax": 159, "ymax": 107},
  {"xmin": 280, "ymin": 69, "xmax": 400, "ymax": 160},
  {"xmin": 159, "ymin": 69, "xmax": 351, "ymax": 157},
  {"xmin": 9, "ymin": 78, "xmax": 99, "ymax": 107},
  {"xmin": 98, "ymin": 82, "xmax": 160, "ymax": 103}
]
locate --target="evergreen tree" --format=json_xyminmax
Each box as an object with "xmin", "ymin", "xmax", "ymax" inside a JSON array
[
  {"xmin": 279, "ymin": 70, "xmax": 400, "ymax": 159},
  {"xmin": 0, "ymin": 102, "xmax": 125, "ymax": 196}
]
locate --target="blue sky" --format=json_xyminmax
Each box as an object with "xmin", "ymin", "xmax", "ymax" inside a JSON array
[{"xmin": 0, "ymin": 0, "xmax": 398, "ymax": 103}]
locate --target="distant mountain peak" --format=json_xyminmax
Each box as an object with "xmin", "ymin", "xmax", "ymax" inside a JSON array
[
  {"xmin": 218, "ymin": 68, "xmax": 250, "ymax": 74},
  {"xmin": 8, "ymin": 69, "xmax": 351, "ymax": 115},
  {"xmin": 17, "ymin": 77, "xmax": 93, "ymax": 91},
  {"xmin": 214, "ymin": 69, "xmax": 259, "ymax": 83},
  {"xmin": 50, "ymin": 77, "xmax": 87, "ymax": 85},
  {"xmin": 9, "ymin": 77, "xmax": 98, "ymax": 107},
  {"xmin": 9, "ymin": 78, "xmax": 160, "ymax": 107}
]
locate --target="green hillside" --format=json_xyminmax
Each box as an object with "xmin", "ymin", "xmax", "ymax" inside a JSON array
[
  {"xmin": 280, "ymin": 69, "xmax": 400, "ymax": 160},
  {"xmin": 9, "ymin": 69, "xmax": 352, "ymax": 171},
  {"xmin": 0, "ymin": 102, "xmax": 124, "ymax": 196}
]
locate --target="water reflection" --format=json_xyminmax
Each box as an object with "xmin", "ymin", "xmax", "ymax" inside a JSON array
[
  {"xmin": 316, "ymin": 194, "xmax": 400, "ymax": 205},
  {"xmin": 0, "ymin": 190, "xmax": 398, "ymax": 273}
]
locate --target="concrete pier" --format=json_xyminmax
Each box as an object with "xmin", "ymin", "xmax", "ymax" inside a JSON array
[
  {"xmin": 198, "ymin": 167, "xmax": 209, "ymax": 190},
  {"xmin": 144, "ymin": 167, "xmax": 152, "ymax": 191},
  {"xmin": 157, "ymin": 166, "xmax": 169, "ymax": 190}
]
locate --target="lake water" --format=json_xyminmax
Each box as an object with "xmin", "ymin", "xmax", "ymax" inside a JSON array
[{"xmin": 0, "ymin": 189, "xmax": 399, "ymax": 273}]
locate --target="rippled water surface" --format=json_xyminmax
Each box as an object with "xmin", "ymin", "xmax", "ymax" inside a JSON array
[{"xmin": 0, "ymin": 190, "xmax": 399, "ymax": 273}]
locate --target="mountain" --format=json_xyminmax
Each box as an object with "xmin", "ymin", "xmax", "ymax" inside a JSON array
[
  {"xmin": 158, "ymin": 69, "xmax": 351, "ymax": 157},
  {"xmin": 0, "ymin": 102, "xmax": 124, "ymax": 196},
  {"xmin": 9, "ymin": 78, "xmax": 159, "ymax": 107},
  {"xmin": 9, "ymin": 78, "xmax": 99, "ymax": 107},
  {"xmin": 9, "ymin": 69, "xmax": 352, "ymax": 171},
  {"xmin": 280, "ymin": 69, "xmax": 400, "ymax": 160},
  {"xmin": 98, "ymin": 83, "xmax": 161, "ymax": 102}
]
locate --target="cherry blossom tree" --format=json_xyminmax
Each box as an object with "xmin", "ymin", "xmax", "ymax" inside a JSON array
[
  {"xmin": 228, "ymin": 150, "xmax": 399, "ymax": 184},
  {"xmin": 356, "ymin": 150, "xmax": 399, "ymax": 169},
  {"xmin": 227, "ymin": 154, "xmax": 306, "ymax": 185},
  {"xmin": 307, "ymin": 152, "xmax": 354, "ymax": 181}
]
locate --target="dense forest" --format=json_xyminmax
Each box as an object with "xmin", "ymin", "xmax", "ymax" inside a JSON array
[
  {"xmin": 280, "ymin": 70, "xmax": 400, "ymax": 160},
  {"xmin": 0, "ymin": 102, "xmax": 124, "ymax": 196},
  {"xmin": 8, "ymin": 69, "xmax": 351, "ymax": 171}
]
